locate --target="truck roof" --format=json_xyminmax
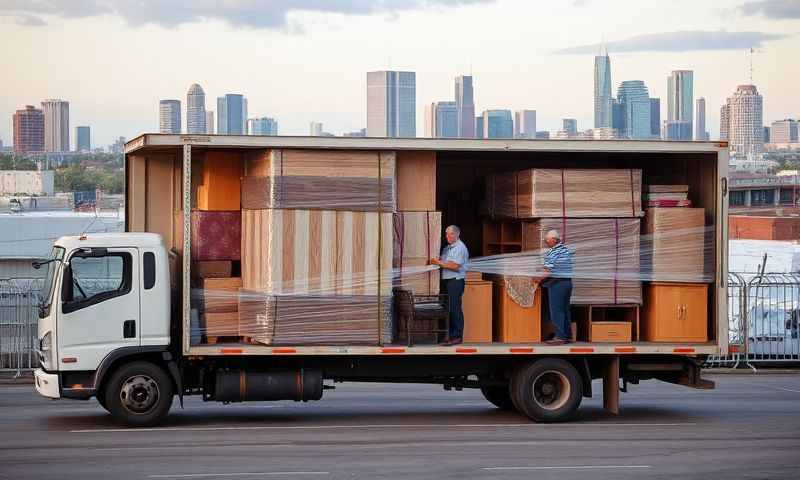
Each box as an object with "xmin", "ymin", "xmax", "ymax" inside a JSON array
[
  {"xmin": 55, "ymin": 232, "xmax": 164, "ymax": 251},
  {"xmin": 125, "ymin": 133, "xmax": 728, "ymax": 155}
]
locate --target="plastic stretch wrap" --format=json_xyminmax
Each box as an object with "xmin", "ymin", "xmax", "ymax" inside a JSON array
[
  {"xmin": 241, "ymin": 149, "xmax": 396, "ymax": 211},
  {"xmin": 393, "ymin": 211, "xmax": 442, "ymax": 296},
  {"xmin": 486, "ymin": 168, "xmax": 643, "ymax": 218}
]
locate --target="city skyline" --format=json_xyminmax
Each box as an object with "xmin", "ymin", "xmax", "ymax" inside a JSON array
[{"xmin": 1, "ymin": 0, "xmax": 798, "ymax": 145}]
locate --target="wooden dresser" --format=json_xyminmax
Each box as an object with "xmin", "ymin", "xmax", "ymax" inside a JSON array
[{"xmin": 641, "ymin": 282, "xmax": 708, "ymax": 342}]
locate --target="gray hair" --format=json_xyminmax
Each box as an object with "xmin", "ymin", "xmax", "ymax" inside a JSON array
[
  {"xmin": 545, "ymin": 229, "xmax": 560, "ymax": 241},
  {"xmin": 445, "ymin": 225, "xmax": 461, "ymax": 237}
]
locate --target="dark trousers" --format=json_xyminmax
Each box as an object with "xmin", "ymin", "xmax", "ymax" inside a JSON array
[
  {"xmin": 443, "ymin": 278, "xmax": 465, "ymax": 339},
  {"xmin": 546, "ymin": 279, "xmax": 573, "ymax": 340}
]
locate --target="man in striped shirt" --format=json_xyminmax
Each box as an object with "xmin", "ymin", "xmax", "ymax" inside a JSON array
[{"xmin": 538, "ymin": 229, "xmax": 574, "ymax": 344}]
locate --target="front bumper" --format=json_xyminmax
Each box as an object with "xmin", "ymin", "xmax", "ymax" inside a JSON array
[{"xmin": 34, "ymin": 368, "xmax": 60, "ymax": 399}]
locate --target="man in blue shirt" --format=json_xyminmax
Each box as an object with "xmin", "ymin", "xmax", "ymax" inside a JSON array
[
  {"xmin": 538, "ymin": 229, "xmax": 574, "ymax": 344},
  {"xmin": 430, "ymin": 225, "xmax": 469, "ymax": 345}
]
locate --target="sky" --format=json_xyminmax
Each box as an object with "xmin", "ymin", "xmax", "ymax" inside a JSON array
[{"xmin": 0, "ymin": 0, "xmax": 798, "ymax": 148}]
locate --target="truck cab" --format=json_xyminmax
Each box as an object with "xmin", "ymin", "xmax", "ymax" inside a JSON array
[{"xmin": 34, "ymin": 233, "xmax": 175, "ymax": 424}]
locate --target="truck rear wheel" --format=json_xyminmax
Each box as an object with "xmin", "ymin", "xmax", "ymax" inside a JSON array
[
  {"xmin": 104, "ymin": 361, "xmax": 173, "ymax": 427},
  {"xmin": 480, "ymin": 385, "xmax": 515, "ymax": 410},
  {"xmin": 510, "ymin": 358, "xmax": 583, "ymax": 422}
]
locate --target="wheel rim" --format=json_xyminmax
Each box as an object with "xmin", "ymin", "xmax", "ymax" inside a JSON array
[
  {"xmin": 531, "ymin": 370, "xmax": 571, "ymax": 411},
  {"xmin": 119, "ymin": 374, "xmax": 160, "ymax": 414}
]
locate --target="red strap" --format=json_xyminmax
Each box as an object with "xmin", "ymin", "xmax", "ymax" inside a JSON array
[
  {"xmin": 514, "ymin": 171, "xmax": 519, "ymax": 219},
  {"xmin": 629, "ymin": 169, "xmax": 636, "ymax": 217},
  {"xmin": 425, "ymin": 211, "xmax": 431, "ymax": 294},
  {"xmin": 560, "ymin": 169, "xmax": 567, "ymax": 218},
  {"xmin": 613, "ymin": 219, "xmax": 619, "ymax": 304},
  {"xmin": 394, "ymin": 213, "xmax": 404, "ymax": 284}
]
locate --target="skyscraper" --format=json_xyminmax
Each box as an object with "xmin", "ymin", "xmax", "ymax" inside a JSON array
[
  {"xmin": 217, "ymin": 94, "xmax": 247, "ymax": 135},
  {"xmin": 206, "ymin": 111, "xmax": 214, "ymax": 134},
  {"xmin": 667, "ymin": 70, "xmax": 693, "ymax": 135},
  {"xmin": 12, "ymin": 105, "xmax": 44, "ymax": 154},
  {"xmin": 424, "ymin": 103, "xmax": 436, "ymax": 138},
  {"xmin": 248, "ymin": 117, "xmax": 278, "ymax": 136},
  {"xmin": 514, "ymin": 110, "xmax": 537, "ymax": 139},
  {"xmin": 310, "ymin": 122, "xmax": 324, "ymax": 137},
  {"xmin": 771, "ymin": 119, "xmax": 798, "ymax": 143},
  {"xmin": 159, "ymin": 99, "xmax": 181, "ymax": 134},
  {"xmin": 617, "ymin": 80, "xmax": 653, "ymax": 139},
  {"xmin": 695, "ymin": 97, "xmax": 709, "ymax": 141},
  {"xmin": 722, "ymin": 85, "xmax": 764, "ymax": 156},
  {"xmin": 186, "ymin": 84, "xmax": 207, "ymax": 134},
  {"xmin": 41, "ymin": 99, "xmax": 69, "ymax": 152},
  {"xmin": 662, "ymin": 120, "xmax": 692, "ymax": 141},
  {"xmin": 367, "ymin": 71, "xmax": 416, "ymax": 137},
  {"xmin": 455, "ymin": 75, "xmax": 475, "ymax": 138},
  {"xmin": 75, "ymin": 126, "xmax": 90, "ymax": 152},
  {"xmin": 475, "ymin": 115, "xmax": 484, "ymax": 139},
  {"xmin": 649, "ymin": 98, "xmax": 661, "ymax": 138},
  {"xmin": 594, "ymin": 52, "xmax": 613, "ymax": 128},
  {"xmin": 720, "ymin": 104, "xmax": 730, "ymax": 140},
  {"xmin": 482, "ymin": 110, "xmax": 513, "ymax": 139},
  {"xmin": 424, "ymin": 102, "xmax": 458, "ymax": 138},
  {"xmin": 612, "ymin": 99, "xmax": 625, "ymax": 136},
  {"xmin": 563, "ymin": 118, "xmax": 578, "ymax": 136}
]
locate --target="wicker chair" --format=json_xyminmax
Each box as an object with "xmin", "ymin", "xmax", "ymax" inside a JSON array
[{"xmin": 393, "ymin": 288, "xmax": 450, "ymax": 346}]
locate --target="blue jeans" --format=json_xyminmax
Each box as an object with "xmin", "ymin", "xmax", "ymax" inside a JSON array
[
  {"xmin": 546, "ymin": 279, "xmax": 573, "ymax": 340},
  {"xmin": 443, "ymin": 278, "xmax": 465, "ymax": 339}
]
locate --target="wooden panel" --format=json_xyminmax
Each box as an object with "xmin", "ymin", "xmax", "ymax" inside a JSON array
[
  {"xmin": 396, "ymin": 150, "xmax": 436, "ymax": 211},
  {"xmin": 589, "ymin": 322, "xmax": 632, "ymax": 342},
  {"xmin": 193, "ymin": 260, "xmax": 232, "ymax": 279},
  {"xmin": 198, "ymin": 277, "xmax": 242, "ymax": 313},
  {"xmin": 145, "ymin": 154, "xmax": 174, "ymax": 246},
  {"xmin": 493, "ymin": 282, "xmax": 541, "ymax": 343},
  {"xmin": 463, "ymin": 280, "xmax": 493, "ymax": 343},
  {"xmin": 127, "ymin": 154, "xmax": 146, "ymax": 231},
  {"xmin": 641, "ymin": 282, "xmax": 708, "ymax": 342},
  {"xmin": 197, "ymin": 150, "xmax": 243, "ymax": 211}
]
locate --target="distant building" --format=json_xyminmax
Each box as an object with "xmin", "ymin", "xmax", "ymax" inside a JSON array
[
  {"xmin": 695, "ymin": 97, "xmax": 709, "ymax": 141},
  {"xmin": 721, "ymin": 85, "xmax": 764, "ymax": 157},
  {"xmin": 343, "ymin": 128, "xmax": 367, "ymax": 137},
  {"xmin": 612, "ymin": 99, "xmax": 625, "ymax": 136},
  {"xmin": 0, "ymin": 170, "xmax": 54, "ymax": 196},
  {"xmin": 159, "ymin": 99, "xmax": 181, "ymax": 134},
  {"xmin": 562, "ymin": 118, "xmax": 578, "ymax": 136},
  {"xmin": 110, "ymin": 136, "xmax": 126, "ymax": 154},
  {"xmin": 248, "ymin": 117, "xmax": 278, "ymax": 136},
  {"xmin": 424, "ymin": 103, "xmax": 436, "ymax": 138},
  {"xmin": 42, "ymin": 99, "xmax": 69, "ymax": 152},
  {"xmin": 594, "ymin": 51, "xmax": 613, "ymax": 128},
  {"xmin": 310, "ymin": 122, "xmax": 324, "ymax": 137},
  {"xmin": 514, "ymin": 110, "xmax": 536, "ymax": 139},
  {"xmin": 771, "ymin": 119, "xmax": 798, "ymax": 143},
  {"xmin": 367, "ymin": 70, "xmax": 416, "ymax": 138},
  {"xmin": 535, "ymin": 131, "xmax": 550, "ymax": 139},
  {"xmin": 75, "ymin": 126, "xmax": 90, "ymax": 152},
  {"xmin": 720, "ymin": 104, "xmax": 730, "ymax": 141},
  {"xmin": 12, "ymin": 105, "xmax": 44, "ymax": 154},
  {"xmin": 668, "ymin": 70, "xmax": 693, "ymax": 135},
  {"xmin": 426, "ymin": 101, "xmax": 458, "ymax": 138},
  {"xmin": 455, "ymin": 75, "xmax": 475, "ymax": 138},
  {"xmin": 205, "ymin": 111, "xmax": 214, "ymax": 134},
  {"xmin": 649, "ymin": 98, "xmax": 661, "ymax": 138},
  {"xmin": 590, "ymin": 127, "xmax": 618, "ymax": 139},
  {"xmin": 217, "ymin": 94, "xmax": 247, "ymax": 135},
  {"xmin": 617, "ymin": 80, "xmax": 652, "ymax": 139},
  {"xmin": 475, "ymin": 115, "xmax": 484, "ymax": 139},
  {"xmin": 764, "ymin": 126, "xmax": 771, "ymax": 144},
  {"xmin": 662, "ymin": 120, "xmax": 692, "ymax": 141},
  {"xmin": 186, "ymin": 84, "xmax": 207, "ymax": 134},
  {"xmin": 481, "ymin": 110, "xmax": 513, "ymax": 139}
]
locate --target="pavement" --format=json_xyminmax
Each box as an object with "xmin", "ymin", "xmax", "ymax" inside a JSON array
[{"xmin": 1, "ymin": 374, "xmax": 799, "ymax": 480}]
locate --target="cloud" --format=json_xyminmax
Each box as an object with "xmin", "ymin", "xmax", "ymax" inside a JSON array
[
  {"xmin": 0, "ymin": 0, "xmax": 493, "ymax": 29},
  {"xmin": 554, "ymin": 30, "xmax": 787, "ymax": 54},
  {"xmin": 12, "ymin": 14, "xmax": 46, "ymax": 26},
  {"xmin": 740, "ymin": 0, "xmax": 800, "ymax": 19}
]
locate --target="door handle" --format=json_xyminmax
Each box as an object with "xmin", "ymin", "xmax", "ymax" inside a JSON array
[{"xmin": 123, "ymin": 320, "xmax": 136, "ymax": 339}]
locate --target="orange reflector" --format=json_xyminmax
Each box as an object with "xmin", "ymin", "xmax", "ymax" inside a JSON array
[
  {"xmin": 220, "ymin": 348, "xmax": 243, "ymax": 355},
  {"xmin": 381, "ymin": 347, "xmax": 405, "ymax": 354},
  {"xmin": 569, "ymin": 347, "xmax": 594, "ymax": 353},
  {"xmin": 61, "ymin": 357, "xmax": 77, "ymax": 363},
  {"xmin": 673, "ymin": 347, "xmax": 696, "ymax": 353},
  {"xmin": 455, "ymin": 347, "xmax": 478, "ymax": 354},
  {"xmin": 614, "ymin": 347, "xmax": 637, "ymax": 353},
  {"xmin": 729, "ymin": 344, "xmax": 742, "ymax": 353},
  {"xmin": 272, "ymin": 348, "xmax": 297, "ymax": 354},
  {"xmin": 71, "ymin": 384, "xmax": 83, "ymax": 389},
  {"xmin": 510, "ymin": 347, "xmax": 534, "ymax": 353}
]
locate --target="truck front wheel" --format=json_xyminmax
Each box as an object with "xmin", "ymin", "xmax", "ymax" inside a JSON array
[
  {"xmin": 510, "ymin": 358, "xmax": 583, "ymax": 422},
  {"xmin": 104, "ymin": 361, "xmax": 173, "ymax": 427}
]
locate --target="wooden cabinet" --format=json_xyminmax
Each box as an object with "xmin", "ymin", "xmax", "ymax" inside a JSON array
[
  {"xmin": 641, "ymin": 283, "xmax": 708, "ymax": 342},
  {"xmin": 463, "ymin": 280, "xmax": 493, "ymax": 343},
  {"xmin": 493, "ymin": 282, "xmax": 541, "ymax": 343}
]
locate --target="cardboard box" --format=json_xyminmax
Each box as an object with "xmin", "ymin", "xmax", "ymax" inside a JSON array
[
  {"xmin": 642, "ymin": 208, "xmax": 709, "ymax": 282},
  {"xmin": 196, "ymin": 277, "xmax": 242, "ymax": 313},
  {"xmin": 393, "ymin": 211, "xmax": 442, "ymax": 296},
  {"xmin": 203, "ymin": 311, "xmax": 240, "ymax": 338},
  {"xmin": 589, "ymin": 321, "xmax": 632, "ymax": 342},
  {"xmin": 463, "ymin": 280, "xmax": 493, "ymax": 342}
]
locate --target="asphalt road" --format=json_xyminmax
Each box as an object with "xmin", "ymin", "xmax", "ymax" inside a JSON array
[{"xmin": 1, "ymin": 374, "xmax": 799, "ymax": 480}]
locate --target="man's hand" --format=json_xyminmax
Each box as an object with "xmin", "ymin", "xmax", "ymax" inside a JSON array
[{"xmin": 429, "ymin": 258, "xmax": 441, "ymax": 266}]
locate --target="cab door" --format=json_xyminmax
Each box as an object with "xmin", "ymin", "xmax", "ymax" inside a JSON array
[{"xmin": 57, "ymin": 247, "xmax": 140, "ymax": 371}]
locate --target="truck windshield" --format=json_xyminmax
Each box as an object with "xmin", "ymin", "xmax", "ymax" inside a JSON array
[{"xmin": 39, "ymin": 247, "xmax": 65, "ymax": 319}]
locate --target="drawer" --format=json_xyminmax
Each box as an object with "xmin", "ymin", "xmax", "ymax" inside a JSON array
[{"xmin": 589, "ymin": 321, "xmax": 632, "ymax": 342}]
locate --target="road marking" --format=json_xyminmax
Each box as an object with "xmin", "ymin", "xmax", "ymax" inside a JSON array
[
  {"xmin": 147, "ymin": 473, "xmax": 329, "ymax": 478},
  {"xmin": 483, "ymin": 465, "xmax": 652, "ymax": 471},
  {"xmin": 71, "ymin": 422, "xmax": 695, "ymax": 434},
  {"xmin": 95, "ymin": 444, "xmax": 295, "ymax": 452},
  {"xmin": 754, "ymin": 383, "xmax": 800, "ymax": 394}
]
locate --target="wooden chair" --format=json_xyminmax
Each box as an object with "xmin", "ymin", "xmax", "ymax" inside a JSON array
[{"xmin": 393, "ymin": 288, "xmax": 450, "ymax": 346}]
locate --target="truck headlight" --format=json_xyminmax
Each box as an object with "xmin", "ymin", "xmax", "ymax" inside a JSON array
[{"xmin": 40, "ymin": 332, "xmax": 52, "ymax": 352}]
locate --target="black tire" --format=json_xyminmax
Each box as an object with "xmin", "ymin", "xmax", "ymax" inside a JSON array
[
  {"xmin": 480, "ymin": 385, "xmax": 516, "ymax": 411},
  {"xmin": 510, "ymin": 358, "xmax": 583, "ymax": 423},
  {"xmin": 104, "ymin": 361, "xmax": 173, "ymax": 427},
  {"xmin": 96, "ymin": 393, "xmax": 110, "ymax": 413}
]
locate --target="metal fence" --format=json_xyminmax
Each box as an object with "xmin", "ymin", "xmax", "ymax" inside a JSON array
[{"xmin": 0, "ymin": 279, "xmax": 41, "ymax": 375}]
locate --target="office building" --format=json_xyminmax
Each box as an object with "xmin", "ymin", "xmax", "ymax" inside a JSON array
[
  {"xmin": 424, "ymin": 104, "xmax": 436, "ymax": 138},
  {"xmin": 12, "ymin": 105, "xmax": 44, "ymax": 154},
  {"xmin": 366, "ymin": 70, "xmax": 416, "ymax": 137},
  {"xmin": 482, "ymin": 110, "xmax": 513, "ymax": 139},
  {"xmin": 590, "ymin": 127, "xmax": 618, "ymax": 139},
  {"xmin": 41, "ymin": 99, "xmax": 69, "ymax": 152},
  {"xmin": 475, "ymin": 115, "xmax": 484, "ymax": 139},
  {"xmin": 343, "ymin": 128, "xmax": 367, "ymax": 137},
  {"xmin": 455, "ymin": 75, "xmax": 475, "ymax": 138},
  {"xmin": 771, "ymin": 119, "xmax": 798, "ymax": 143},
  {"xmin": 206, "ymin": 111, "xmax": 214, "ymax": 134},
  {"xmin": 248, "ymin": 117, "xmax": 278, "ymax": 136},
  {"xmin": 426, "ymin": 101, "xmax": 458, "ymax": 138},
  {"xmin": 186, "ymin": 84, "xmax": 207, "ymax": 134},
  {"xmin": 695, "ymin": 97, "xmax": 709, "ymax": 141},
  {"xmin": 667, "ymin": 70, "xmax": 693, "ymax": 135},
  {"xmin": 217, "ymin": 94, "xmax": 247, "ymax": 135},
  {"xmin": 650, "ymin": 98, "xmax": 661, "ymax": 138},
  {"xmin": 763, "ymin": 126, "xmax": 771, "ymax": 144},
  {"xmin": 662, "ymin": 120, "xmax": 692, "ymax": 141},
  {"xmin": 563, "ymin": 118, "xmax": 578, "ymax": 136},
  {"xmin": 617, "ymin": 80, "xmax": 653, "ymax": 139},
  {"xmin": 594, "ymin": 51, "xmax": 613, "ymax": 128},
  {"xmin": 612, "ymin": 99, "xmax": 625, "ymax": 135},
  {"xmin": 514, "ymin": 110, "xmax": 537, "ymax": 139},
  {"xmin": 159, "ymin": 99, "xmax": 181, "ymax": 134},
  {"xmin": 535, "ymin": 131, "xmax": 550, "ymax": 140},
  {"xmin": 720, "ymin": 104, "xmax": 730, "ymax": 140},
  {"xmin": 75, "ymin": 126, "xmax": 90, "ymax": 152},
  {"xmin": 310, "ymin": 122, "xmax": 324, "ymax": 137},
  {"xmin": 721, "ymin": 85, "xmax": 764, "ymax": 156}
]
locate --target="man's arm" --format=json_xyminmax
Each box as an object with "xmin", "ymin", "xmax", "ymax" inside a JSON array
[{"xmin": 431, "ymin": 258, "xmax": 461, "ymax": 271}]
